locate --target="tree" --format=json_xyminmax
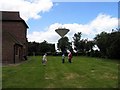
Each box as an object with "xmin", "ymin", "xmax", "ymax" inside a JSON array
[
  {"xmin": 78, "ymin": 39, "xmax": 95, "ymax": 56},
  {"xmin": 106, "ymin": 31, "xmax": 120, "ymax": 59},
  {"xmin": 94, "ymin": 31, "xmax": 109, "ymax": 57},
  {"xmin": 28, "ymin": 40, "xmax": 55, "ymax": 56},
  {"xmin": 39, "ymin": 40, "xmax": 55, "ymax": 54},
  {"xmin": 94, "ymin": 29, "xmax": 120, "ymax": 59},
  {"xmin": 73, "ymin": 32, "xmax": 95, "ymax": 56},
  {"xmin": 73, "ymin": 32, "xmax": 82, "ymax": 52},
  {"xmin": 57, "ymin": 36, "xmax": 71, "ymax": 54},
  {"xmin": 39, "ymin": 40, "xmax": 50, "ymax": 54},
  {"xmin": 85, "ymin": 40, "xmax": 94, "ymax": 52},
  {"xmin": 28, "ymin": 41, "xmax": 39, "ymax": 55}
]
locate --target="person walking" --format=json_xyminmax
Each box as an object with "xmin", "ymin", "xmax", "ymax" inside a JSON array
[
  {"xmin": 42, "ymin": 53, "xmax": 47, "ymax": 66},
  {"xmin": 68, "ymin": 51, "xmax": 72, "ymax": 63},
  {"xmin": 62, "ymin": 54, "xmax": 65, "ymax": 63}
]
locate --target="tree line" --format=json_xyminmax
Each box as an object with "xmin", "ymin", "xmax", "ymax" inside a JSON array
[
  {"xmin": 28, "ymin": 28, "xmax": 120, "ymax": 59},
  {"xmin": 28, "ymin": 40, "xmax": 55, "ymax": 56},
  {"xmin": 94, "ymin": 29, "xmax": 120, "ymax": 59}
]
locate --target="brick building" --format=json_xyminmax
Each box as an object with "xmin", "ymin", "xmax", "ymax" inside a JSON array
[{"xmin": 2, "ymin": 11, "xmax": 28, "ymax": 64}]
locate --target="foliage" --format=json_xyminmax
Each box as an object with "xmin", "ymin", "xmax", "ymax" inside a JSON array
[
  {"xmin": 27, "ymin": 28, "xmax": 120, "ymax": 59},
  {"xmin": 79, "ymin": 39, "xmax": 95, "ymax": 53},
  {"xmin": 94, "ymin": 29, "xmax": 120, "ymax": 59},
  {"xmin": 73, "ymin": 32, "xmax": 82, "ymax": 51},
  {"xmin": 73, "ymin": 32, "xmax": 95, "ymax": 56},
  {"xmin": 94, "ymin": 32, "xmax": 109, "ymax": 57},
  {"xmin": 106, "ymin": 31, "xmax": 120, "ymax": 59},
  {"xmin": 28, "ymin": 40, "xmax": 55, "ymax": 56},
  {"xmin": 57, "ymin": 36, "xmax": 72, "ymax": 53}
]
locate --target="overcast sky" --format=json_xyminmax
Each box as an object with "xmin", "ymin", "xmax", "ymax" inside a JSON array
[{"xmin": 0, "ymin": 0, "xmax": 119, "ymax": 46}]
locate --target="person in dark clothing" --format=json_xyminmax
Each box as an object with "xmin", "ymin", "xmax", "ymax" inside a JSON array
[{"xmin": 62, "ymin": 54, "xmax": 65, "ymax": 63}]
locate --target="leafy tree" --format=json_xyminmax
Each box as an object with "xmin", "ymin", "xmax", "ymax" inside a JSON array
[
  {"xmin": 28, "ymin": 41, "xmax": 39, "ymax": 55},
  {"xmin": 57, "ymin": 37, "xmax": 71, "ymax": 53},
  {"xmin": 39, "ymin": 40, "xmax": 49, "ymax": 53},
  {"xmin": 85, "ymin": 40, "xmax": 94, "ymax": 52},
  {"xmin": 73, "ymin": 32, "xmax": 82, "ymax": 52},
  {"xmin": 94, "ymin": 32, "xmax": 109, "ymax": 57},
  {"xmin": 73, "ymin": 32, "xmax": 95, "ymax": 55},
  {"xmin": 106, "ymin": 31, "xmax": 120, "ymax": 59},
  {"xmin": 28, "ymin": 40, "xmax": 55, "ymax": 56},
  {"xmin": 94, "ymin": 29, "xmax": 120, "ymax": 59},
  {"xmin": 79, "ymin": 39, "xmax": 95, "ymax": 55}
]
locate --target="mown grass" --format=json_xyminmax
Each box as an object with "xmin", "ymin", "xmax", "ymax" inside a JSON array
[{"xmin": 2, "ymin": 56, "xmax": 119, "ymax": 88}]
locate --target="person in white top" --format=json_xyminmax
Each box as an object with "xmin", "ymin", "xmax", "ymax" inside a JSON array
[{"xmin": 42, "ymin": 53, "xmax": 47, "ymax": 65}]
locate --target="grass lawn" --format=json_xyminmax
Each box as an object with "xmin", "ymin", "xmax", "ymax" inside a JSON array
[{"xmin": 2, "ymin": 56, "xmax": 119, "ymax": 88}]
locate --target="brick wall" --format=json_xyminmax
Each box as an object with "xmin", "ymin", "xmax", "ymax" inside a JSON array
[{"xmin": 2, "ymin": 21, "xmax": 28, "ymax": 64}]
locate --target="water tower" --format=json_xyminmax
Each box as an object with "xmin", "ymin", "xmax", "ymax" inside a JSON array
[
  {"xmin": 55, "ymin": 28, "xmax": 70, "ymax": 54},
  {"xmin": 55, "ymin": 28, "xmax": 69, "ymax": 38}
]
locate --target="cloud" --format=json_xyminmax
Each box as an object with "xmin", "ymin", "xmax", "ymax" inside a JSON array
[
  {"xmin": 27, "ymin": 13, "xmax": 118, "ymax": 44},
  {"xmin": 90, "ymin": 13, "xmax": 118, "ymax": 34},
  {"xmin": 0, "ymin": 0, "xmax": 53, "ymax": 21},
  {"xmin": 28, "ymin": 23, "xmax": 61, "ymax": 43}
]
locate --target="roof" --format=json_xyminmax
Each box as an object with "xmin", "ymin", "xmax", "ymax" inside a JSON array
[{"xmin": 1, "ymin": 11, "xmax": 28, "ymax": 28}]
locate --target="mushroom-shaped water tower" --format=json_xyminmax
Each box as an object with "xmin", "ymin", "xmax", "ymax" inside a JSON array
[
  {"xmin": 55, "ymin": 28, "xmax": 70, "ymax": 55},
  {"xmin": 55, "ymin": 28, "xmax": 69, "ymax": 38}
]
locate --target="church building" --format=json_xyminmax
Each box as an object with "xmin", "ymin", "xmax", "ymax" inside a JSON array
[{"xmin": 2, "ymin": 11, "xmax": 28, "ymax": 64}]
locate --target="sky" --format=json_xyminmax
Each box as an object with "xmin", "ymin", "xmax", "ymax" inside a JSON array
[{"xmin": 0, "ymin": 0, "xmax": 119, "ymax": 49}]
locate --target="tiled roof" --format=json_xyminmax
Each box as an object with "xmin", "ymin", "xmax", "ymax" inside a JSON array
[
  {"xmin": 2, "ymin": 11, "xmax": 22, "ymax": 20},
  {"xmin": 1, "ymin": 11, "xmax": 28, "ymax": 28}
]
